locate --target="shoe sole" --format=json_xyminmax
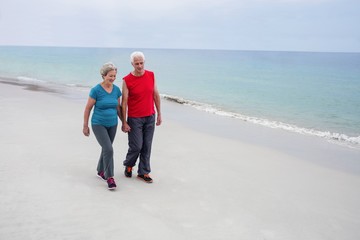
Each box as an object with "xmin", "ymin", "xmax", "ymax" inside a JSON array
[
  {"xmin": 108, "ymin": 186, "xmax": 116, "ymax": 190},
  {"xmin": 137, "ymin": 176, "xmax": 153, "ymax": 183},
  {"xmin": 97, "ymin": 174, "xmax": 106, "ymax": 181},
  {"xmin": 124, "ymin": 167, "xmax": 132, "ymax": 178}
]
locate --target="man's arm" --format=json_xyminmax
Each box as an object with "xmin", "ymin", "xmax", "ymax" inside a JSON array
[{"xmin": 153, "ymin": 79, "xmax": 162, "ymax": 126}]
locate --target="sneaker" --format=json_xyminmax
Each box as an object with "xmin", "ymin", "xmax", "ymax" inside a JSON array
[
  {"xmin": 107, "ymin": 177, "xmax": 117, "ymax": 190},
  {"xmin": 124, "ymin": 166, "xmax": 133, "ymax": 178},
  {"xmin": 137, "ymin": 174, "xmax": 153, "ymax": 183},
  {"xmin": 97, "ymin": 171, "xmax": 106, "ymax": 181}
]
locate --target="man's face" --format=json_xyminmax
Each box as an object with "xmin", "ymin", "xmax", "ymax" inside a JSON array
[{"xmin": 132, "ymin": 57, "xmax": 144, "ymax": 73}]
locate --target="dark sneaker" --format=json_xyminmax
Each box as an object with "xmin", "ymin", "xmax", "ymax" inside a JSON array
[
  {"xmin": 107, "ymin": 177, "xmax": 117, "ymax": 190},
  {"xmin": 97, "ymin": 171, "xmax": 106, "ymax": 181},
  {"xmin": 137, "ymin": 174, "xmax": 153, "ymax": 183},
  {"xmin": 124, "ymin": 166, "xmax": 133, "ymax": 178}
]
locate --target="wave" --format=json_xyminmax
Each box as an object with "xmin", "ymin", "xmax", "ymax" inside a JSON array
[
  {"xmin": 162, "ymin": 94, "xmax": 360, "ymax": 149},
  {"xmin": 0, "ymin": 75, "xmax": 91, "ymax": 100},
  {"xmin": 17, "ymin": 76, "xmax": 47, "ymax": 83}
]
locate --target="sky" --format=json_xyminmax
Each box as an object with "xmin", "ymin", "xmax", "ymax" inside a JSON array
[{"xmin": 0, "ymin": 0, "xmax": 359, "ymax": 52}]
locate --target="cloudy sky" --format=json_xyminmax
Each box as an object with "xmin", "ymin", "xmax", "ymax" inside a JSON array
[{"xmin": 0, "ymin": 0, "xmax": 359, "ymax": 52}]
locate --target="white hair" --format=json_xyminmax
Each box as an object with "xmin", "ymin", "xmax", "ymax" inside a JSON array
[
  {"xmin": 130, "ymin": 51, "xmax": 145, "ymax": 63},
  {"xmin": 100, "ymin": 62, "xmax": 117, "ymax": 77}
]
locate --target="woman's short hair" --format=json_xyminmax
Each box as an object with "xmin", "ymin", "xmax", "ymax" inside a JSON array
[
  {"xmin": 130, "ymin": 51, "xmax": 145, "ymax": 63},
  {"xmin": 100, "ymin": 62, "xmax": 117, "ymax": 77}
]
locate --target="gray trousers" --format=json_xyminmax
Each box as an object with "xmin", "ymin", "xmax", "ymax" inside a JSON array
[
  {"xmin": 124, "ymin": 114, "xmax": 155, "ymax": 175},
  {"xmin": 92, "ymin": 124, "xmax": 117, "ymax": 179}
]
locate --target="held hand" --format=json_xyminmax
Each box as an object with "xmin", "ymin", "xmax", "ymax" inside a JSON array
[
  {"xmin": 122, "ymin": 122, "xmax": 131, "ymax": 133},
  {"xmin": 83, "ymin": 126, "xmax": 90, "ymax": 136}
]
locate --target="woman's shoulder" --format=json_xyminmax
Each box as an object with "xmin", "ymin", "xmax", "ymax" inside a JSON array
[
  {"xmin": 91, "ymin": 83, "xmax": 102, "ymax": 90},
  {"xmin": 113, "ymin": 84, "xmax": 121, "ymax": 92},
  {"xmin": 113, "ymin": 84, "xmax": 122, "ymax": 96},
  {"xmin": 89, "ymin": 83, "xmax": 102, "ymax": 96},
  {"xmin": 90, "ymin": 83, "xmax": 101, "ymax": 92}
]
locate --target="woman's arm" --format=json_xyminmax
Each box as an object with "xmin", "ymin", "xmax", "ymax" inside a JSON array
[{"xmin": 83, "ymin": 97, "xmax": 96, "ymax": 136}]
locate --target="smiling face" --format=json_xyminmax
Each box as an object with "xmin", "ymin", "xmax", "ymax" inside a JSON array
[
  {"xmin": 131, "ymin": 56, "xmax": 145, "ymax": 76},
  {"xmin": 103, "ymin": 70, "xmax": 117, "ymax": 84}
]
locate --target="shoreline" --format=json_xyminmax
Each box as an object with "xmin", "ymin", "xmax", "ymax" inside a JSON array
[
  {"xmin": 162, "ymin": 94, "xmax": 360, "ymax": 149},
  {"xmin": 1, "ymin": 81, "xmax": 360, "ymax": 239},
  {"xmin": 2, "ymin": 75, "xmax": 359, "ymax": 150}
]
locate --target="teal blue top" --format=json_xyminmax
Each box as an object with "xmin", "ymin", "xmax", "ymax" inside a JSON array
[{"xmin": 90, "ymin": 84, "xmax": 122, "ymax": 127}]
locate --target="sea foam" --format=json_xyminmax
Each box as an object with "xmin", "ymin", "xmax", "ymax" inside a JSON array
[{"xmin": 162, "ymin": 94, "xmax": 360, "ymax": 149}]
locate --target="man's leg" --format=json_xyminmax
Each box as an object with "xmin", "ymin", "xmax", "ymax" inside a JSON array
[
  {"xmin": 138, "ymin": 115, "xmax": 155, "ymax": 175},
  {"xmin": 123, "ymin": 117, "xmax": 143, "ymax": 169}
]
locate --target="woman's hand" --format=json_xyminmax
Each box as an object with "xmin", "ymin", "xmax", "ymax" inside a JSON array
[{"xmin": 83, "ymin": 126, "xmax": 90, "ymax": 136}]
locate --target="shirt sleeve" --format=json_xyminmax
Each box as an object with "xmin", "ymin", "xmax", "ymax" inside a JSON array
[{"xmin": 89, "ymin": 86, "xmax": 98, "ymax": 100}]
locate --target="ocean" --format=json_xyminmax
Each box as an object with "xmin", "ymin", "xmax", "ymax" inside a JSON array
[{"xmin": 1, "ymin": 46, "xmax": 359, "ymax": 149}]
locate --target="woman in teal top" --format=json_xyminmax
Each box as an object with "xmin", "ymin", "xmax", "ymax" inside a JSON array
[{"xmin": 83, "ymin": 62, "xmax": 122, "ymax": 190}]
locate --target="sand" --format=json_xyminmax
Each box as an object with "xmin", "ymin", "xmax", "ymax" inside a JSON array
[{"xmin": 0, "ymin": 80, "xmax": 360, "ymax": 240}]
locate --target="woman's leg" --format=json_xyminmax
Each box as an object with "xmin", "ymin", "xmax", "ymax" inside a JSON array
[{"xmin": 92, "ymin": 125, "xmax": 117, "ymax": 179}]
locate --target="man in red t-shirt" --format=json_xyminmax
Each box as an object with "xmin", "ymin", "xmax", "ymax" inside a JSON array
[{"xmin": 121, "ymin": 51, "xmax": 162, "ymax": 183}]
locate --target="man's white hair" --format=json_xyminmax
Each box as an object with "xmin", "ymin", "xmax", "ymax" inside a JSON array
[{"xmin": 130, "ymin": 51, "xmax": 145, "ymax": 63}]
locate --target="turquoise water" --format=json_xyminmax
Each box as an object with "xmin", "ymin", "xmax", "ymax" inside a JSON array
[{"xmin": 1, "ymin": 46, "xmax": 359, "ymax": 148}]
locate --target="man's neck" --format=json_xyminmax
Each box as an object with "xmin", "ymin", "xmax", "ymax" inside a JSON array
[{"xmin": 132, "ymin": 70, "xmax": 145, "ymax": 76}]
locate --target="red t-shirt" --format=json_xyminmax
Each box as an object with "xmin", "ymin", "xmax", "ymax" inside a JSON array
[{"xmin": 123, "ymin": 70, "xmax": 155, "ymax": 117}]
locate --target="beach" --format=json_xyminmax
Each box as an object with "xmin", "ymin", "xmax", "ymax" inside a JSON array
[{"xmin": 1, "ymin": 80, "xmax": 360, "ymax": 240}]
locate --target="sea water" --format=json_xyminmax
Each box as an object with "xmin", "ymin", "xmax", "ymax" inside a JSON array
[{"xmin": 0, "ymin": 46, "xmax": 359, "ymax": 148}]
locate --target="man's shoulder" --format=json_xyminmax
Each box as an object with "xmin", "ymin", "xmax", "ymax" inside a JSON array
[
  {"xmin": 144, "ymin": 70, "xmax": 154, "ymax": 75},
  {"xmin": 144, "ymin": 70, "xmax": 155, "ymax": 79},
  {"xmin": 123, "ymin": 72, "xmax": 133, "ymax": 80}
]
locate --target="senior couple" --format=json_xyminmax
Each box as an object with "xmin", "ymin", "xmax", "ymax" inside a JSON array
[{"xmin": 83, "ymin": 51, "xmax": 162, "ymax": 190}]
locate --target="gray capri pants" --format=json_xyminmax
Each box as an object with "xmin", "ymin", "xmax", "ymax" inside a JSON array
[{"xmin": 92, "ymin": 124, "xmax": 117, "ymax": 179}]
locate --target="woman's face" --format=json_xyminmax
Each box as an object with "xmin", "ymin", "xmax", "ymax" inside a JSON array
[{"xmin": 104, "ymin": 70, "xmax": 117, "ymax": 84}]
